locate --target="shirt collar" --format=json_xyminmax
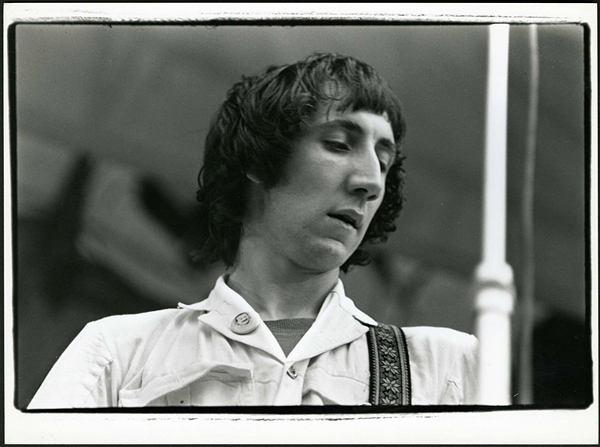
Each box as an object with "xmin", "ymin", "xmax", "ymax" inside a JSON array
[
  {"xmin": 327, "ymin": 279, "xmax": 378, "ymax": 326},
  {"xmin": 178, "ymin": 274, "xmax": 377, "ymax": 362}
]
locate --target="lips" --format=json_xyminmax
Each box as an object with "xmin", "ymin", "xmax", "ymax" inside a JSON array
[{"xmin": 328, "ymin": 209, "xmax": 364, "ymax": 230}]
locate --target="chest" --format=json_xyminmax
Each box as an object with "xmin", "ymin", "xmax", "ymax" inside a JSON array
[{"xmin": 117, "ymin": 336, "xmax": 372, "ymax": 406}]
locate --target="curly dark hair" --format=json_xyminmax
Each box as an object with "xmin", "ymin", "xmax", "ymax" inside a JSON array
[{"xmin": 191, "ymin": 52, "xmax": 407, "ymax": 273}]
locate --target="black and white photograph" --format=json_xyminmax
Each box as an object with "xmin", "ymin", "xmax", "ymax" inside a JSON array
[{"xmin": 4, "ymin": 3, "xmax": 597, "ymax": 444}]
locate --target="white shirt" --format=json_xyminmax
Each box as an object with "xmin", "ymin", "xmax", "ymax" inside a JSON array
[{"xmin": 29, "ymin": 275, "xmax": 478, "ymax": 408}]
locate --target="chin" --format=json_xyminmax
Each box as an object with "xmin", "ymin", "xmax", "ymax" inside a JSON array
[{"xmin": 298, "ymin": 240, "xmax": 353, "ymax": 273}]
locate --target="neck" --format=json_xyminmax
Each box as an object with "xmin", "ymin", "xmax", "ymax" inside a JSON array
[{"xmin": 227, "ymin": 243, "xmax": 340, "ymax": 321}]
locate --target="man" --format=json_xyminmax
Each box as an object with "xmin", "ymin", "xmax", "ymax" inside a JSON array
[{"xmin": 29, "ymin": 52, "xmax": 477, "ymax": 408}]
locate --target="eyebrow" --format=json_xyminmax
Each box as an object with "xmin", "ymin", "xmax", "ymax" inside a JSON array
[
  {"xmin": 319, "ymin": 118, "xmax": 363, "ymax": 134},
  {"xmin": 318, "ymin": 118, "xmax": 396, "ymax": 156}
]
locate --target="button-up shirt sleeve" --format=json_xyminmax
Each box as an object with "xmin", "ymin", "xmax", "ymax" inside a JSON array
[
  {"xmin": 404, "ymin": 326, "xmax": 478, "ymax": 405},
  {"xmin": 28, "ymin": 321, "xmax": 116, "ymax": 408}
]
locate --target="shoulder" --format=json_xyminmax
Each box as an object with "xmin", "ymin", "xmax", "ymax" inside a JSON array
[
  {"xmin": 403, "ymin": 326, "xmax": 478, "ymax": 355},
  {"xmin": 88, "ymin": 308, "xmax": 184, "ymax": 337},
  {"xmin": 83, "ymin": 307, "xmax": 200, "ymax": 358}
]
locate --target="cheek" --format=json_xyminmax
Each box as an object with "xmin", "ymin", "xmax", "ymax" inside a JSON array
[
  {"xmin": 263, "ymin": 188, "xmax": 316, "ymax": 235},
  {"xmin": 291, "ymin": 149, "xmax": 342, "ymax": 184},
  {"xmin": 279, "ymin": 169, "xmax": 337, "ymax": 210},
  {"xmin": 367, "ymin": 197, "xmax": 384, "ymax": 222}
]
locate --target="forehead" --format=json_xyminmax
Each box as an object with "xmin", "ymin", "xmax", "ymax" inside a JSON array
[{"xmin": 305, "ymin": 105, "xmax": 395, "ymax": 142}]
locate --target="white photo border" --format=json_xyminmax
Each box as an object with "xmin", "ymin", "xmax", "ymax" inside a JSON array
[{"xmin": 4, "ymin": 3, "xmax": 598, "ymax": 444}]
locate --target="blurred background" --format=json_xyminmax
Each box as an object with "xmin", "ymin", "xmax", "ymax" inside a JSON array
[{"xmin": 13, "ymin": 24, "xmax": 590, "ymax": 408}]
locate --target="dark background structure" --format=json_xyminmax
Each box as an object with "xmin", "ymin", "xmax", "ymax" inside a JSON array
[{"xmin": 13, "ymin": 23, "xmax": 590, "ymax": 408}]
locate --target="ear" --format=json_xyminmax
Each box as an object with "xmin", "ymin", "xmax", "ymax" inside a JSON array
[{"xmin": 246, "ymin": 171, "xmax": 262, "ymax": 184}]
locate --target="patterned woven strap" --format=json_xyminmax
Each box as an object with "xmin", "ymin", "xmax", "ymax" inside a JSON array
[{"xmin": 366, "ymin": 323, "xmax": 412, "ymax": 405}]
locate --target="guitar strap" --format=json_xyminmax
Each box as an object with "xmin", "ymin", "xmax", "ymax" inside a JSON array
[{"xmin": 365, "ymin": 323, "xmax": 412, "ymax": 406}]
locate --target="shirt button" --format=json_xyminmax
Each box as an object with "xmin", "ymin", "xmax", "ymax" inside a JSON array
[
  {"xmin": 231, "ymin": 312, "xmax": 259, "ymax": 334},
  {"xmin": 287, "ymin": 365, "xmax": 298, "ymax": 379}
]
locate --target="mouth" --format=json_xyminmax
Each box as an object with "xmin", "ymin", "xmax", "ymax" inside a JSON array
[{"xmin": 328, "ymin": 210, "xmax": 363, "ymax": 230}]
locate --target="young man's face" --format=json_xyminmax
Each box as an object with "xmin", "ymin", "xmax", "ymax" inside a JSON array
[{"xmin": 245, "ymin": 106, "xmax": 396, "ymax": 274}]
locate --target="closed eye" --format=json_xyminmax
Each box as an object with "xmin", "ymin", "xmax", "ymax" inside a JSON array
[
  {"xmin": 379, "ymin": 160, "xmax": 389, "ymax": 173},
  {"xmin": 377, "ymin": 147, "xmax": 395, "ymax": 174},
  {"xmin": 378, "ymin": 153, "xmax": 394, "ymax": 174},
  {"xmin": 324, "ymin": 140, "xmax": 350, "ymax": 152}
]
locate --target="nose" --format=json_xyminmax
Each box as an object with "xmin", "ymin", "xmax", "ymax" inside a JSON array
[{"xmin": 347, "ymin": 147, "xmax": 384, "ymax": 202}]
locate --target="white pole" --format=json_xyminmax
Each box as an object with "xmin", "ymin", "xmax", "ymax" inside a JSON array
[
  {"xmin": 517, "ymin": 24, "xmax": 539, "ymax": 405},
  {"xmin": 474, "ymin": 23, "xmax": 515, "ymax": 405}
]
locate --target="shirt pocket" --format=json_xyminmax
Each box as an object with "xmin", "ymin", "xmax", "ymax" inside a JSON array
[
  {"xmin": 165, "ymin": 386, "xmax": 192, "ymax": 406},
  {"xmin": 303, "ymin": 365, "xmax": 369, "ymax": 405},
  {"xmin": 188, "ymin": 367, "xmax": 255, "ymax": 406},
  {"xmin": 119, "ymin": 362, "xmax": 254, "ymax": 407}
]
